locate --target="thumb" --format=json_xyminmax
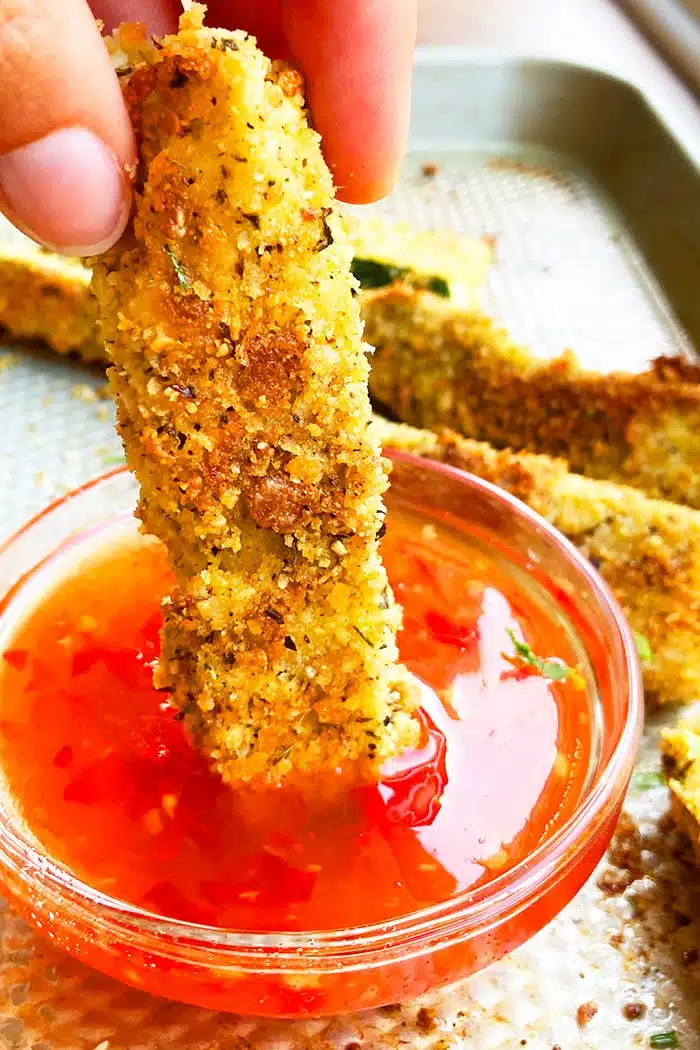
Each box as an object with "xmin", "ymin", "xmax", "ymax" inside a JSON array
[{"xmin": 0, "ymin": 0, "xmax": 135, "ymax": 254}]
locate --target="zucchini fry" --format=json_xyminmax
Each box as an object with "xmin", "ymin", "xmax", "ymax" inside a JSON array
[
  {"xmin": 375, "ymin": 417, "xmax": 700, "ymax": 706},
  {"xmin": 661, "ymin": 709, "xmax": 700, "ymax": 862},
  {"xmin": 90, "ymin": 7, "xmax": 418, "ymax": 786},
  {"xmin": 367, "ymin": 286, "xmax": 700, "ymax": 509},
  {"xmin": 0, "ymin": 217, "xmax": 100, "ymax": 361}
]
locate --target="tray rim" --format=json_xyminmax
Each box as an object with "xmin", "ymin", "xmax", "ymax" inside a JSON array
[{"xmin": 412, "ymin": 47, "xmax": 700, "ymax": 173}]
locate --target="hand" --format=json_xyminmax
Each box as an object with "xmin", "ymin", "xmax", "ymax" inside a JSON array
[{"xmin": 0, "ymin": 0, "xmax": 416, "ymax": 255}]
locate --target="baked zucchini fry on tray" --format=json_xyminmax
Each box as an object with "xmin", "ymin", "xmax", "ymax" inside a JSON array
[
  {"xmin": 90, "ymin": 7, "xmax": 419, "ymax": 786},
  {"xmin": 662, "ymin": 709, "xmax": 700, "ymax": 862},
  {"xmin": 366, "ymin": 286, "xmax": 700, "ymax": 509},
  {"xmin": 0, "ymin": 220, "xmax": 100, "ymax": 361},
  {"xmin": 374, "ymin": 417, "xmax": 700, "ymax": 706},
  {"xmin": 0, "ymin": 213, "xmax": 489, "ymax": 362}
]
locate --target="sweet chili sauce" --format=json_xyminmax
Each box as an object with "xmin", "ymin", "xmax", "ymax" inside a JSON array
[{"xmin": 0, "ymin": 515, "xmax": 592, "ymax": 933}]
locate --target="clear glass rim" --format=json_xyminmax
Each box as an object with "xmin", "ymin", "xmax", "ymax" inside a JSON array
[{"xmin": 0, "ymin": 456, "xmax": 644, "ymax": 969}]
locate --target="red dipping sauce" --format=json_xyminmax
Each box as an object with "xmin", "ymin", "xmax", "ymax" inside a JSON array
[
  {"xmin": 0, "ymin": 517, "xmax": 591, "ymax": 935},
  {"xmin": 0, "ymin": 459, "xmax": 642, "ymax": 1016}
]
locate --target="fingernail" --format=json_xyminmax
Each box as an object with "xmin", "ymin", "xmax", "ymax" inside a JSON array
[{"xmin": 0, "ymin": 127, "xmax": 130, "ymax": 255}]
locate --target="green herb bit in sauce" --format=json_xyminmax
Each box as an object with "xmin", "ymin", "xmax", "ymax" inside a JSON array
[
  {"xmin": 634, "ymin": 631, "xmax": 653, "ymax": 664},
  {"xmin": 650, "ymin": 1033, "xmax": 679, "ymax": 1049},
  {"xmin": 505, "ymin": 628, "xmax": 582, "ymax": 685},
  {"xmin": 101, "ymin": 454, "xmax": 125, "ymax": 467},
  {"xmin": 164, "ymin": 245, "xmax": 191, "ymax": 290},
  {"xmin": 351, "ymin": 257, "xmax": 450, "ymax": 297},
  {"xmin": 631, "ymin": 769, "xmax": 665, "ymax": 791}
]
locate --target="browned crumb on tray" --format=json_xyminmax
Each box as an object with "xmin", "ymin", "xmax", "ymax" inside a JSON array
[
  {"xmin": 375, "ymin": 417, "xmax": 700, "ymax": 706},
  {"xmin": 597, "ymin": 811, "xmax": 643, "ymax": 896},
  {"xmin": 90, "ymin": 5, "xmax": 418, "ymax": 786},
  {"xmin": 576, "ymin": 1001, "xmax": 599, "ymax": 1027},
  {"xmin": 661, "ymin": 709, "xmax": 700, "ymax": 863},
  {"xmin": 366, "ymin": 286, "xmax": 700, "ymax": 509},
  {"xmin": 622, "ymin": 1001, "xmax": 647, "ymax": 1021}
]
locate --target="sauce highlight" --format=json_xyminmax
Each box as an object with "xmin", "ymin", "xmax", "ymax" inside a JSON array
[{"xmin": 0, "ymin": 517, "xmax": 591, "ymax": 932}]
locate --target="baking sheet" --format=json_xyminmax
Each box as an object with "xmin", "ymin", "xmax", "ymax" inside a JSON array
[
  {"xmin": 0, "ymin": 55, "xmax": 699, "ymax": 1049},
  {"xmin": 618, "ymin": 0, "xmax": 700, "ymax": 96}
]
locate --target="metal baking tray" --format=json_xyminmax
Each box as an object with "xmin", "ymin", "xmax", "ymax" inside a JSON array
[
  {"xmin": 379, "ymin": 52, "xmax": 700, "ymax": 367},
  {"xmin": 0, "ymin": 54, "xmax": 699, "ymax": 1050},
  {"xmin": 620, "ymin": 0, "xmax": 700, "ymax": 96}
]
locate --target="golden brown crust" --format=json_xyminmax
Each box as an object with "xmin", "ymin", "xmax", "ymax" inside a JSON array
[
  {"xmin": 661, "ymin": 710, "xmax": 700, "ymax": 862},
  {"xmin": 668, "ymin": 793, "xmax": 700, "ymax": 866},
  {"xmin": 366, "ymin": 287, "xmax": 700, "ymax": 509},
  {"xmin": 0, "ymin": 249, "xmax": 101, "ymax": 361},
  {"xmin": 90, "ymin": 7, "xmax": 418, "ymax": 786},
  {"xmin": 375, "ymin": 417, "xmax": 700, "ymax": 706}
]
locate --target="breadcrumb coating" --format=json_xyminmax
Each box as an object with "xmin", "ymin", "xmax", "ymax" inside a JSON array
[
  {"xmin": 366, "ymin": 286, "xmax": 700, "ymax": 509},
  {"xmin": 90, "ymin": 6, "xmax": 418, "ymax": 786},
  {"xmin": 661, "ymin": 708, "xmax": 700, "ymax": 862},
  {"xmin": 375, "ymin": 417, "xmax": 700, "ymax": 706},
  {"xmin": 0, "ymin": 218, "xmax": 100, "ymax": 361}
]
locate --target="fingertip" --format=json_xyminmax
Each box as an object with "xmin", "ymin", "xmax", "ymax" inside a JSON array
[
  {"xmin": 0, "ymin": 0, "xmax": 138, "ymax": 254},
  {"xmin": 333, "ymin": 159, "xmax": 403, "ymax": 206},
  {"xmin": 0, "ymin": 128, "xmax": 132, "ymax": 255},
  {"xmin": 282, "ymin": 0, "xmax": 416, "ymax": 203},
  {"xmin": 89, "ymin": 0, "xmax": 181, "ymax": 35}
]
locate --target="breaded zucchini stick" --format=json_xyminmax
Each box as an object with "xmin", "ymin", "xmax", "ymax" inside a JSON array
[
  {"xmin": 375, "ymin": 417, "xmax": 700, "ymax": 706},
  {"xmin": 661, "ymin": 709, "xmax": 700, "ymax": 863},
  {"xmin": 0, "ymin": 217, "xmax": 100, "ymax": 361},
  {"xmin": 91, "ymin": 6, "xmax": 418, "ymax": 786},
  {"xmin": 366, "ymin": 286, "xmax": 700, "ymax": 509}
]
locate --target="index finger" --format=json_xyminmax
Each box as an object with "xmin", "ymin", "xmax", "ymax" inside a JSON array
[{"xmin": 281, "ymin": 0, "xmax": 417, "ymax": 203}]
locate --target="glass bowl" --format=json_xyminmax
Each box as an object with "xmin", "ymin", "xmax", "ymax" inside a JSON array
[{"xmin": 0, "ymin": 454, "xmax": 643, "ymax": 1017}]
